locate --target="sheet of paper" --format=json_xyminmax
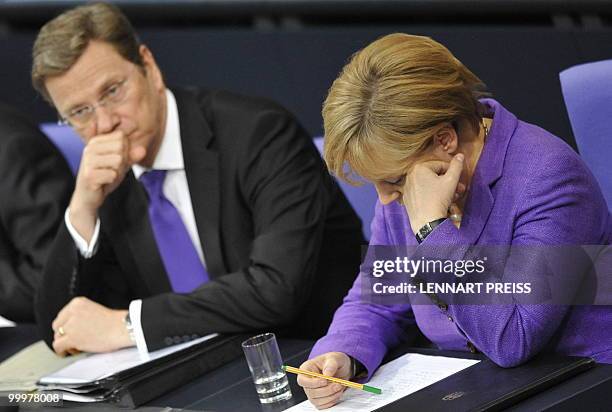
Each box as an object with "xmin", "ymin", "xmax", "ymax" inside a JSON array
[
  {"xmin": 286, "ymin": 353, "xmax": 480, "ymax": 412},
  {"xmin": 61, "ymin": 392, "xmax": 104, "ymax": 403},
  {"xmin": 39, "ymin": 333, "xmax": 218, "ymax": 386},
  {"xmin": 62, "ymin": 392, "xmax": 104, "ymax": 403},
  {"xmin": 0, "ymin": 315, "xmax": 16, "ymax": 328},
  {"xmin": 0, "ymin": 341, "xmax": 85, "ymax": 392}
]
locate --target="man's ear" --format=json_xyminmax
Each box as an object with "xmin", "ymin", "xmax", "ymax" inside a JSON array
[
  {"xmin": 432, "ymin": 123, "xmax": 459, "ymax": 156},
  {"xmin": 139, "ymin": 44, "xmax": 165, "ymax": 91}
]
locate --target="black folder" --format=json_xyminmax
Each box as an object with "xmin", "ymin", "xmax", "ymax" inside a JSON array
[
  {"xmin": 110, "ymin": 334, "xmax": 248, "ymax": 408},
  {"xmin": 39, "ymin": 334, "xmax": 247, "ymax": 409},
  {"xmin": 376, "ymin": 354, "xmax": 595, "ymax": 412}
]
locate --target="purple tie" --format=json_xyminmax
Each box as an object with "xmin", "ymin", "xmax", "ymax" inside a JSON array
[{"xmin": 140, "ymin": 170, "xmax": 209, "ymax": 293}]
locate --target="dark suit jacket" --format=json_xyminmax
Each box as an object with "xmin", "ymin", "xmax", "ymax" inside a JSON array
[
  {"xmin": 0, "ymin": 103, "xmax": 73, "ymax": 322},
  {"xmin": 36, "ymin": 88, "xmax": 364, "ymax": 351}
]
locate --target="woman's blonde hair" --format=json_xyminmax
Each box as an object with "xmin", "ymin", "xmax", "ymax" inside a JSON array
[{"xmin": 322, "ymin": 33, "xmax": 488, "ymax": 183}]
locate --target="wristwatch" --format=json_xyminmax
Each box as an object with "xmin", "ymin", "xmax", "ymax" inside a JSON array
[
  {"xmin": 415, "ymin": 218, "xmax": 447, "ymax": 244},
  {"xmin": 350, "ymin": 356, "xmax": 366, "ymax": 378},
  {"xmin": 124, "ymin": 312, "xmax": 136, "ymax": 343}
]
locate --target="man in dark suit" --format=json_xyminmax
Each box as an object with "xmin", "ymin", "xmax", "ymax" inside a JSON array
[
  {"xmin": 0, "ymin": 103, "xmax": 73, "ymax": 322},
  {"xmin": 32, "ymin": 3, "xmax": 363, "ymax": 355}
]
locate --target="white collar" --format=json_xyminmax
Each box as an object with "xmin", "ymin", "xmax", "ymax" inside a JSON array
[{"xmin": 132, "ymin": 89, "xmax": 183, "ymax": 179}]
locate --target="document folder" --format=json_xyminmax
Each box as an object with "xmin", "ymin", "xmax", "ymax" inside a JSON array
[
  {"xmin": 375, "ymin": 354, "xmax": 595, "ymax": 412},
  {"xmin": 111, "ymin": 334, "xmax": 247, "ymax": 408},
  {"xmin": 38, "ymin": 334, "xmax": 246, "ymax": 408}
]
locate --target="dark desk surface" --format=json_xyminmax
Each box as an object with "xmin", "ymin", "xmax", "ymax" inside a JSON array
[
  {"xmin": 150, "ymin": 338, "xmax": 311, "ymax": 412},
  {"xmin": 0, "ymin": 324, "xmax": 39, "ymax": 362},
  {"xmin": 2, "ymin": 326, "xmax": 611, "ymax": 411}
]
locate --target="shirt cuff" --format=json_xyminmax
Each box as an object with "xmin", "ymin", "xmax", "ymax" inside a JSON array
[
  {"xmin": 129, "ymin": 299, "xmax": 149, "ymax": 357},
  {"xmin": 64, "ymin": 208, "xmax": 100, "ymax": 258}
]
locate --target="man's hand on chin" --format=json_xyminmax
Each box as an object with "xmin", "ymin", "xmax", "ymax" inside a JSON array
[{"xmin": 51, "ymin": 297, "xmax": 133, "ymax": 356}]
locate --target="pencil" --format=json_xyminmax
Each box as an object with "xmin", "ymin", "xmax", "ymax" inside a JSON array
[{"xmin": 282, "ymin": 365, "xmax": 382, "ymax": 395}]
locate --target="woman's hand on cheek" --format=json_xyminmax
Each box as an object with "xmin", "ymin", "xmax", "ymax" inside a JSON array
[{"xmin": 402, "ymin": 153, "xmax": 464, "ymax": 234}]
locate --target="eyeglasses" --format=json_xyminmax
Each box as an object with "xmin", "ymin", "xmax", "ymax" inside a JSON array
[{"xmin": 57, "ymin": 76, "xmax": 131, "ymax": 129}]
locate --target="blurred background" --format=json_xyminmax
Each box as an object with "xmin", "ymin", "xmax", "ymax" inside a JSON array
[{"xmin": 1, "ymin": 0, "xmax": 612, "ymax": 149}]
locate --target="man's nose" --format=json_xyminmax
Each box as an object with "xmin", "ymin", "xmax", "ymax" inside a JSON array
[{"xmin": 94, "ymin": 105, "xmax": 120, "ymax": 134}]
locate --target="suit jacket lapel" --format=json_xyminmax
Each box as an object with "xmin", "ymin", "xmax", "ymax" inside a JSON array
[
  {"xmin": 103, "ymin": 172, "xmax": 172, "ymax": 295},
  {"xmin": 173, "ymin": 88, "xmax": 227, "ymax": 277},
  {"xmin": 461, "ymin": 99, "xmax": 518, "ymax": 244}
]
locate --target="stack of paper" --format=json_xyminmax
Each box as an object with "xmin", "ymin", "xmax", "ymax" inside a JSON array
[{"xmin": 37, "ymin": 333, "xmax": 218, "ymax": 402}]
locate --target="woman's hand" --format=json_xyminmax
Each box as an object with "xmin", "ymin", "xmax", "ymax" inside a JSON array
[
  {"xmin": 296, "ymin": 352, "xmax": 353, "ymax": 409},
  {"xmin": 402, "ymin": 153, "xmax": 465, "ymax": 234}
]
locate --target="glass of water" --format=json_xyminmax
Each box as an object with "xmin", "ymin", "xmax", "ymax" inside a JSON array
[{"xmin": 242, "ymin": 333, "xmax": 293, "ymax": 404}]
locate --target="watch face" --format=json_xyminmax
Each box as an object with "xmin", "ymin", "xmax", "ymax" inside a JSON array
[{"xmin": 420, "ymin": 224, "xmax": 431, "ymax": 237}]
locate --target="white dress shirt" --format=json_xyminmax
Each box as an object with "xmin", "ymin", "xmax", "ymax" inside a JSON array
[{"xmin": 65, "ymin": 89, "xmax": 205, "ymax": 356}]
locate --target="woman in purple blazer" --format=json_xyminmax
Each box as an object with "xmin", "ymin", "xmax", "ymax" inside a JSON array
[{"xmin": 298, "ymin": 33, "xmax": 612, "ymax": 409}]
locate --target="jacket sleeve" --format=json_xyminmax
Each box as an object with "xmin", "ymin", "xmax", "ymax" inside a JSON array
[
  {"xmin": 140, "ymin": 108, "xmax": 334, "ymax": 351},
  {"xmin": 35, "ymin": 221, "xmax": 128, "ymax": 348},
  {"xmin": 414, "ymin": 148, "xmax": 608, "ymax": 367},
  {"xmin": 0, "ymin": 131, "xmax": 73, "ymax": 322},
  {"xmin": 309, "ymin": 201, "xmax": 417, "ymax": 380}
]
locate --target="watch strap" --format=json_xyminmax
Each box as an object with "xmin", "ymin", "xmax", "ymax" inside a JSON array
[
  {"xmin": 124, "ymin": 312, "xmax": 136, "ymax": 343},
  {"xmin": 416, "ymin": 218, "xmax": 447, "ymax": 244}
]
